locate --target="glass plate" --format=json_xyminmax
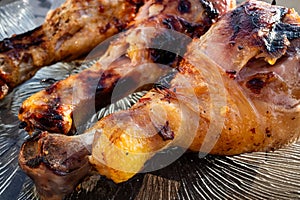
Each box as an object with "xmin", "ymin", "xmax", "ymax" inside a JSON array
[{"xmin": 0, "ymin": 0, "xmax": 299, "ymax": 200}]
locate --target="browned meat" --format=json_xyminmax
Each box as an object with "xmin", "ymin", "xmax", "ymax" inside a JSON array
[
  {"xmin": 89, "ymin": 0, "xmax": 300, "ymax": 180},
  {"xmin": 0, "ymin": 0, "xmax": 144, "ymax": 99},
  {"xmin": 19, "ymin": 1, "xmax": 300, "ymax": 199},
  {"xmin": 19, "ymin": 131, "xmax": 93, "ymax": 200},
  {"xmin": 18, "ymin": 0, "xmax": 235, "ymax": 135}
]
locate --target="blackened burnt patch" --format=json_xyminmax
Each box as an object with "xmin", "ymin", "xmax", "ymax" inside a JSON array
[
  {"xmin": 246, "ymin": 78, "xmax": 265, "ymax": 94},
  {"xmin": 162, "ymin": 16, "xmax": 209, "ymax": 38},
  {"xmin": 229, "ymin": 4, "xmax": 254, "ymax": 43},
  {"xmin": 19, "ymin": 106, "xmax": 25, "ymax": 114},
  {"xmin": 150, "ymin": 19, "xmax": 193, "ymax": 66},
  {"xmin": 26, "ymin": 96, "xmax": 67, "ymax": 133},
  {"xmin": 26, "ymin": 156, "xmax": 44, "ymax": 168},
  {"xmin": 178, "ymin": 0, "xmax": 191, "ymax": 14},
  {"xmin": 0, "ymin": 26, "xmax": 44, "ymax": 52},
  {"xmin": 275, "ymin": 22, "xmax": 300, "ymax": 40},
  {"xmin": 250, "ymin": 128, "xmax": 256, "ymax": 134},
  {"xmin": 199, "ymin": 0, "xmax": 219, "ymax": 21},
  {"xmin": 229, "ymin": 2, "xmax": 300, "ymax": 57},
  {"xmin": 245, "ymin": 72, "xmax": 275, "ymax": 95},
  {"xmin": 266, "ymin": 22, "xmax": 300, "ymax": 55},
  {"xmin": 179, "ymin": 18, "xmax": 209, "ymax": 38},
  {"xmin": 99, "ymin": 23, "xmax": 111, "ymax": 34},
  {"xmin": 112, "ymin": 17, "xmax": 127, "ymax": 32},
  {"xmin": 262, "ymin": 19, "xmax": 300, "ymax": 57},
  {"xmin": 265, "ymin": 127, "xmax": 272, "ymax": 137},
  {"xmin": 150, "ymin": 48, "xmax": 177, "ymax": 66},
  {"xmin": 37, "ymin": 109, "xmax": 65, "ymax": 132},
  {"xmin": 226, "ymin": 70, "xmax": 237, "ymax": 79},
  {"xmin": 157, "ymin": 121, "xmax": 175, "ymax": 141},
  {"xmin": 162, "ymin": 16, "xmax": 183, "ymax": 31},
  {"xmin": 95, "ymin": 69, "xmax": 121, "ymax": 110},
  {"xmin": 74, "ymin": 67, "xmax": 121, "ymax": 110},
  {"xmin": 126, "ymin": 0, "xmax": 145, "ymax": 7}
]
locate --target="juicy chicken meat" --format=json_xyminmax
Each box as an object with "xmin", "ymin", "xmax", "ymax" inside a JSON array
[
  {"xmin": 18, "ymin": 0, "xmax": 235, "ymax": 135},
  {"xmin": 19, "ymin": 1, "xmax": 300, "ymax": 199},
  {"xmin": 0, "ymin": 0, "xmax": 143, "ymax": 99}
]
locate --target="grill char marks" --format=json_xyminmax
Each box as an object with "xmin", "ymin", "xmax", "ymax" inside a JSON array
[
  {"xmin": 0, "ymin": 27, "xmax": 45, "ymax": 52},
  {"xmin": 153, "ymin": 5, "xmax": 216, "ymax": 67},
  {"xmin": 229, "ymin": 2, "xmax": 288, "ymax": 48},
  {"xmin": 21, "ymin": 95, "xmax": 69, "ymax": 134},
  {"xmin": 162, "ymin": 15, "xmax": 211, "ymax": 38},
  {"xmin": 229, "ymin": 1, "xmax": 300, "ymax": 108},
  {"xmin": 0, "ymin": 0, "xmax": 142, "ymax": 99},
  {"xmin": 274, "ymin": 23, "xmax": 300, "ymax": 40},
  {"xmin": 150, "ymin": 16, "xmax": 199, "ymax": 66},
  {"xmin": 94, "ymin": 68, "xmax": 122, "ymax": 109},
  {"xmin": 18, "ymin": 0, "xmax": 235, "ymax": 135},
  {"xmin": 229, "ymin": 1, "xmax": 300, "ymax": 59},
  {"xmin": 268, "ymin": 22, "xmax": 300, "ymax": 56},
  {"xmin": 199, "ymin": 0, "xmax": 219, "ymax": 21}
]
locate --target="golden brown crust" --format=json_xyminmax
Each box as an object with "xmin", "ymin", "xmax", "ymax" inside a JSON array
[
  {"xmin": 196, "ymin": 0, "xmax": 300, "ymax": 72},
  {"xmin": 19, "ymin": 1, "xmax": 300, "ymax": 194},
  {"xmin": 90, "ymin": 0, "xmax": 300, "ymax": 182},
  {"xmin": 18, "ymin": 0, "xmax": 234, "ymax": 135},
  {"xmin": 0, "ymin": 0, "xmax": 141, "ymax": 99}
]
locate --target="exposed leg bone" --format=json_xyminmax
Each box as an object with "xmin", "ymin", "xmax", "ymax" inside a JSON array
[{"xmin": 19, "ymin": 131, "xmax": 94, "ymax": 200}]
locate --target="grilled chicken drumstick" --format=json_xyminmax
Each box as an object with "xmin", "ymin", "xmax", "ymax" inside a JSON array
[
  {"xmin": 18, "ymin": 0, "xmax": 235, "ymax": 135},
  {"xmin": 0, "ymin": 0, "xmax": 144, "ymax": 99},
  {"xmin": 19, "ymin": 1, "xmax": 300, "ymax": 199}
]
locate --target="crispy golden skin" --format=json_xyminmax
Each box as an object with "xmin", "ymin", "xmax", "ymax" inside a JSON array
[
  {"xmin": 18, "ymin": 0, "xmax": 236, "ymax": 198},
  {"xmin": 18, "ymin": 0, "xmax": 235, "ymax": 135},
  {"xmin": 0, "ymin": 0, "xmax": 142, "ymax": 99},
  {"xmin": 19, "ymin": 0, "xmax": 300, "ymax": 198},
  {"xmin": 90, "ymin": 0, "xmax": 300, "ymax": 182}
]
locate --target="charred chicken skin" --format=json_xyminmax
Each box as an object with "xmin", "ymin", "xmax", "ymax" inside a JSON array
[
  {"xmin": 90, "ymin": 0, "xmax": 300, "ymax": 179},
  {"xmin": 0, "ymin": 0, "xmax": 144, "ymax": 99},
  {"xmin": 18, "ymin": 0, "xmax": 235, "ymax": 135},
  {"xmin": 19, "ymin": 1, "xmax": 300, "ymax": 199}
]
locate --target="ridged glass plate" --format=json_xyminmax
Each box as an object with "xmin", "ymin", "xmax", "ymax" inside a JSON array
[{"xmin": 0, "ymin": 0, "xmax": 299, "ymax": 200}]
